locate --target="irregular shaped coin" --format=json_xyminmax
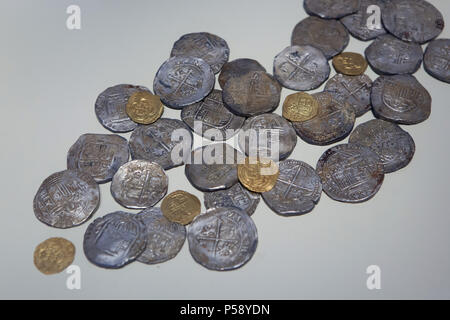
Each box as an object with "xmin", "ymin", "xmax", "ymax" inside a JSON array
[
  {"xmin": 218, "ymin": 58, "xmax": 266, "ymax": 88},
  {"xmin": 161, "ymin": 190, "xmax": 201, "ymax": 225},
  {"xmin": 332, "ymin": 52, "xmax": 368, "ymax": 76},
  {"xmin": 304, "ymin": 0, "xmax": 359, "ymax": 19},
  {"xmin": 34, "ymin": 237, "xmax": 75, "ymax": 275},
  {"xmin": 238, "ymin": 157, "xmax": 279, "ymax": 193},
  {"xmin": 424, "ymin": 38, "xmax": 450, "ymax": 83},
  {"xmin": 282, "ymin": 92, "xmax": 319, "ymax": 122},
  {"xmin": 125, "ymin": 91, "xmax": 164, "ymax": 125}
]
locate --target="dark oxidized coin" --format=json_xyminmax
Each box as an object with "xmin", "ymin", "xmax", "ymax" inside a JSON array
[
  {"xmin": 218, "ymin": 58, "xmax": 266, "ymax": 88},
  {"xmin": 349, "ymin": 119, "xmax": 415, "ymax": 173},
  {"xmin": 424, "ymin": 39, "xmax": 450, "ymax": 83},
  {"xmin": 304, "ymin": 0, "xmax": 359, "ymax": 19}
]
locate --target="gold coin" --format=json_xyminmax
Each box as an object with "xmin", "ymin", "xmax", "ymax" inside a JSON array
[
  {"xmin": 126, "ymin": 91, "xmax": 164, "ymax": 125},
  {"xmin": 282, "ymin": 92, "xmax": 319, "ymax": 122},
  {"xmin": 238, "ymin": 157, "xmax": 279, "ymax": 193},
  {"xmin": 161, "ymin": 190, "xmax": 201, "ymax": 225},
  {"xmin": 332, "ymin": 52, "xmax": 368, "ymax": 76},
  {"xmin": 33, "ymin": 237, "xmax": 75, "ymax": 275}
]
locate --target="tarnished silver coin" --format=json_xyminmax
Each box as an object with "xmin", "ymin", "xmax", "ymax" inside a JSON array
[
  {"xmin": 204, "ymin": 182, "xmax": 260, "ymax": 216},
  {"xmin": 324, "ymin": 73, "xmax": 372, "ymax": 117},
  {"xmin": 222, "ymin": 71, "xmax": 281, "ymax": 117},
  {"xmin": 238, "ymin": 113, "xmax": 297, "ymax": 161},
  {"xmin": 181, "ymin": 89, "xmax": 245, "ymax": 141},
  {"xmin": 424, "ymin": 38, "xmax": 450, "ymax": 83},
  {"xmin": 316, "ymin": 144, "xmax": 384, "ymax": 203},
  {"xmin": 67, "ymin": 133, "xmax": 129, "ymax": 184},
  {"xmin": 111, "ymin": 160, "xmax": 168, "ymax": 209},
  {"xmin": 292, "ymin": 92, "xmax": 355, "ymax": 146},
  {"xmin": 262, "ymin": 160, "xmax": 322, "ymax": 216},
  {"xmin": 349, "ymin": 119, "xmax": 415, "ymax": 173},
  {"xmin": 95, "ymin": 84, "xmax": 151, "ymax": 133},
  {"xmin": 304, "ymin": 0, "xmax": 359, "ymax": 19},
  {"xmin": 218, "ymin": 58, "xmax": 266, "ymax": 88},
  {"xmin": 273, "ymin": 45, "xmax": 330, "ymax": 91},
  {"xmin": 188, "ymin": 207, "xmax": 258, "ymax": 271},
  {"xmin": 382, "ymin": 0, "xmax": 444, "ymax": 44},
  {"xmin": 291, "ymin": 16, "xmax": 349, "ymax": 59},
  {"xmin": 153, "ymin": 56, "xmax": 215, "ymax": 109},
  {"xmin": 371, "ymin": 75, "xmax": 432, "ymax": 125},
  {"xmin": 83, "ymin": 211, "xmax": 147, "ymax": 269},
  {"xmin": 129, "ymin": 118, "xmax": 192, "ymax": 170},
  {"xmin": 170, "ymin": 32, "xmax": 229, "ymax": 74},
  {"xmin": 365, "ymin": 34, "xmax": 423, "ymax": 75},
  {"xmin": 33, "ymin": 169, "xmax": 100, "ymax": 229},
  {"xmin": 340, "ymin": 0, "xmax": 387, "ymax": 41},
  {"xmin": 185, "ymin": 144, "xmax": 242, "ymax": 192},
  {"xmin": 136, "ymin": 207, "xmax": 186, "ymax": 265}
]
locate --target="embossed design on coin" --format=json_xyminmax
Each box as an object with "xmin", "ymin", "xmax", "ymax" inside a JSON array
[
  {"xmin": 153, "ymin": 56, "xmax": 215, "ymax": 109},
  {"xmin": 349, "ymin": 119, "xmax": 415, "ymax": 173},
  {"xmin": 333, "ymin": 52, "xmax": 368, "ymax": 76},
  {"xmin": 424, "ymin": 38, "xmax": 450, "ymax": 83},
  {"xmin": 204, "ymin": 183, "xmax": 260, "ymax": 216},
  {"xmin": 238, "ymin": 157, "xmax": 279, "ymax": 193},
  {"xmin": 33, "ymin": 169, "xmax": 100, "ymax": 229},
  {"xmin": 161, "ymin": 190, "xmax": 201, "ymax": 225},
  {"xmin": 304, "ymin": 0, "xmax": 359, "ymax": 19},
  {"xmin": 67, "ymin": 133, "xmax": 129, "ymax": 184},
  {"xmin": 371, "ymin": 75, "xmax": 431, "ymax": 125},
  {"xmin": 83, "ymin": 211, "xmax": 147, "ymax": 269},
  {"xmin": 188, "ymin": 207, "xmax": 258, "ymax": 271},
  {"xmin": 282, "ymin": 92, "xmax": 319, "ymax": 122},
  {"xmin": 125, "ymin": 91, "xmax": 164, "ymax": 125},
  {"xmin": 34, "ymin": 237, "xmax": 75, "ymax": 275},
  {"xmin": 218, "ymin": 58, "xmax": 266, "ymax": 88},
  {"xmin": 111, "ymin": 160, "xmax": 168, "ymax": 209},
  {"xmin": 316, "ymin": 144, "xmax": 384, "ymax": 203}
]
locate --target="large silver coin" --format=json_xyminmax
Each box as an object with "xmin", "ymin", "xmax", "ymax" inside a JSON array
[
  {"xmin": 181, "ymin": 89, "xmax": 245, "ymax": 141},
  {"xmin": 136, "ymin": 207, "xmax": 186, "ymax": 265},
  {"xmin": 291, "ymin": 16, "xmax": 349, "ymax": 59},
  {"xmin": 204, "ymin": 182, "xmax": 260, "ymax": 216},
  {"xmin": 382, "ymin": 0, "xmax": 444, "ymax": 44},
  {"xmin": 238, "ymin": 113, "xmax": 297, "ymax": 161},
  {"xmin": 424, "ymin": 38, "xmax": 450, "ymax": 83},
  {"xmin": 262, "ymin": 160, "xmax": 322, "ymax": 216},
  {"xmin": 273, "ymin": 45, "xmax": 330, "ymax": 91},
  {"xmin": 129, "ymin": 118, "xmax": 192, "ymax": 170},
  {"xmin": 111, "ymin": 160, "xmax": 168, "ymax": 209},
  {"xmin": 95, "ymin": 84, "xmax": 151, "ymax": 133},
  {"xmin": 83, "ymin": 211, "xmax": 147, "ymax": 269},
  {"xmin": 187, "ymin": 207, "xmax": 258, "ymax": 271},
  {"xmin": 316, "ymin": 144, "xmax": 384, "ymax": 203},
  {"xmin": 67, "ymin": 133, "xmax": 129, "ymax": 184},
  {"xmin": 153, "ymin": 56, "xmax": 215, "ymax": 109},
  {"xmin": 218, "ymin": 58, "xmax": 266, "ymax": 88},
  {"xmin": 304, "ymin": 0, "xmax": 359, "ymax": 19},
  {"xmin": 349, "ymin": 119, "xmax": 415, "ymax": 173},
  {"xmin": 371, "ymin": 75, "xmax": 431, "ymax": 125},
  {"xmin": 170, "ymin": 32, "xmax": 230, "ymax": 74},
  {"xmin": 33, "ymin": 169, "xmax": 100, "ymax": 229},
  {"xmin": 365, "ymin": 34, "xmax": 423, "ymax": 75}
]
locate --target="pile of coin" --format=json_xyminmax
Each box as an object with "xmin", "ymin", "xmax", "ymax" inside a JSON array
[{"xmin": 33, "ymin": 0, "xmax": 449, "ymax": 273}]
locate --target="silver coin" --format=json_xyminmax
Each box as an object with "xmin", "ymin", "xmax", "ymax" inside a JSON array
[
  {"xmin": 95, "ymin": 84, "xmax": 151, "ymax": 133},
  {"xmin": 187, "ymin": 207, "xmax": 258, "ymax": 271},
  {"xmin": 170, "ymin": 32, "xmax": 230, "ymax": 74},
  {"xmin": 291, "ymin": 16, "xmax": 349, "ymax": 59},
  {"xmin": 349, "ymin": 119, "xmax": 415, "ymax": 173},
  {"xmin": 136, "ymin": 207, "xmax": 186, "ymax": 265},
  {"xmin": 424, "ymin": 38, "xmax": 450, "ymax": 83},
  {"xmin": 340, "ymin": 0, "xmax": 387, "ymax": 41},
  {"xmin": 67, "ymin": 133, "xmax": 129, "ymax": 184},
  {"xmin": 304, "ymin": 0, "xmax": 359, "ymax": 19},
  {"xmin": 111, "ymin": 160, "xmax": 168, "ymax": 209},
  {"xmin": 33, "ymin": 169, "xmax": 100, "ymax": 229},
  {"xmin": 83, "ymin": 211, "xmax": 147, "ymax": 269},
  {"xmin": 324, "ymin": 73, "xmax": 373, "ymax": 117},
  {"xmin": 204, "ymin": 182, "xmax": 260, "ymax": 216},
  {"xmin": 365, "ymin": 34, "xmax": 423, "ymax": 75},
  {"xmin": 316, "ymin": 144, "xmax": 385, "ymax": 203},
  {"xmin": 218, "ymin": 58, "xmax": 266, "ymax": 88},
  {"xmin": 185, "ymin": 144, "xmax": 242, "ymax": 192},
  {"xmin": 181, "ymin": 89, "xmax": 245, "ymax": 141},
  {"xmin": 292, "ymin": 92, "xmax": 355, "ymax": 146},
  {"xmin": 262, "ymin": 159, "xmax": 322, "ymax": 216},
  {"xmin": 382, "ymin": 0, "xmax": 444, "ymax": 44},
  {"xmin": 273, "ymin": 45, "xmax": 330, "ymax": 91},
  {"xmin": 238, "ymin": 113, "xmax": 297, "ymax": 161},
  {"xmin": 153, "ymin": 56, "xmax": 215, "ymax": 109},
  {"xmin": 129, "ymin": 118, "xmax": 192, "ymax": 170},
  {"xmin": 371, "ymin": 75, "xmax": 431, "ymax": 125}
]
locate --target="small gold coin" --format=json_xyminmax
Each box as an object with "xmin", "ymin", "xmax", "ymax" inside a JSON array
[
  {"xmin": 126, "ymin": 91, "xmax": 164, "ymax": 124},
  {"xmin": 282, "ymin": 92, "xmax": 319, "ymax": 122},
  {"xmin": 238, "ymin": 157, "xmax": 279, "ymax": 193},
  {"xmin": 33, "ymin": 237, "xmax": 75, "ymax": 275},
  {"xmin": 332, "ymin": 52, "xmax": 368, "ymax": 76},
  {"xmin": 161, "ymin": 190, "xmax": 201, "ymax": 225}
]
